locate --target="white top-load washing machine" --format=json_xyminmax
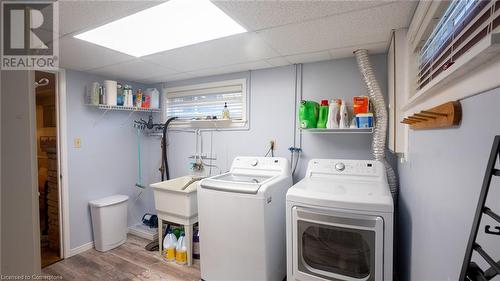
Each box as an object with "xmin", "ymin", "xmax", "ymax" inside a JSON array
[
  {"xmin": 286, "ymin": 159, "xmax": 393, "ymax": 281},
  {"xmin": 199, "ymin": 156, "xmax": 292, "ymax": 281}
]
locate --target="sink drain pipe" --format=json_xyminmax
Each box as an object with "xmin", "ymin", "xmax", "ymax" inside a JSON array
[{"xmin": 354, "ymin": 49, "xmax": 398, "ymax": 200}]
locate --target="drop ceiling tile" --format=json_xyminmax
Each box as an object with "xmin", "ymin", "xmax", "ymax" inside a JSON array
[
  {"xmin": 59, "ymin": 1, "xmax": 163, "ymax": 36},
  {"xmin": 257, "ymin": 1, "xmax": 417, "ymax": 56},
  {"xmin": 141, "ymin": 32, "xmax": 279, "ymax": 72},
  {"xmin": 213, "ymin": 1, "xmax": 388, "ymax": 31},
  {"xmin": 188, "ymin": 61, "xmax": 272, "ymax": 79},
  {"xmin": 59, "ymin": 36, "xmax": 134, "ymax": 71},
  {"xmin": 90, "ymin": 60, "xmax": 177, "ymax": 82},
  {"xmin": 285, "ymin": 51, "xmax": 332, "ymax": 64},
  {"xmin": 266, "ymin": 57, "xmax": 291, "ymax": 67},
  {"xmin": 142, "ymin": 72, "xmax": 196, "ymax": 84}
]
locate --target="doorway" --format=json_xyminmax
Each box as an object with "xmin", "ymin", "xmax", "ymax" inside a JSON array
[{"xmin": 35, "ymin": 71, "xmax": 62, "ymax": 267}]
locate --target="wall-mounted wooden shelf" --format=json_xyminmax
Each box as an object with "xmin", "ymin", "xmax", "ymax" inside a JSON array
[
  {"xmin": 301, "ymin": 128, "xmax": 373, "ymax": 134},
  {"xmin": 401, "ymin": 101, "xmax": 462, "ymax": 130}
]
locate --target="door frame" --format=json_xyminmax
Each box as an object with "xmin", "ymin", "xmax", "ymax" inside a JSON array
[
  {"xmin": 56, "ymin": 69, "xmax": 70, "ymax": 259},
  {"xmin": 34, "ymin": 68, "xmax": 70, "ymax": 261}
]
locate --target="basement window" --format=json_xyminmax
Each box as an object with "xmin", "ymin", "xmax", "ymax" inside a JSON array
[
  {"xmin": 416, "ymin": 0, "xmax": 500, "ymax": 91},
  {"xmin": 162, "ymin": 78, "xmax": 248, "ymax": 129}
]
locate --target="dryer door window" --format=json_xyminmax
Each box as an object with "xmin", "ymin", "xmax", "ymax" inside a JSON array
[
  {"xmin": 293, "ymin": 207, "xmax": 384, "ymax": 281},
  {"xmin": 300, "ymin": 221, "xmax": 373, "ymax": 279}
]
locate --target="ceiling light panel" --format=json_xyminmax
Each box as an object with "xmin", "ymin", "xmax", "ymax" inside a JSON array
[{"xmin": 74, "ymin": 0, "xmax": 246, "ymax": 57}]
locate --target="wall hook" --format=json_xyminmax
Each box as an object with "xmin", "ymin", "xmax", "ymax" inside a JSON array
[
  {"xmin": 485, "ymin": 225, "xmax": 500, "ymax": 235},
  {"xmin": 400, "ymin": 101, "xmax": 462, "ymax": 130}
]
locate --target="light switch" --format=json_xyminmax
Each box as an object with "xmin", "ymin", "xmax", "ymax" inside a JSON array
[{"xmin": 74, "ymin": 137, "xmax": 81, "ymax": 148}]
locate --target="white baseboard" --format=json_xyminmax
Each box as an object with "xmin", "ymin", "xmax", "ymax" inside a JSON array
[
  {"xmin": 69, "ymin": 241, "xmax": 94, "ymax": 257},
  {"xmin": 128, "ymin": 225, "xmax": 157, "ymax": 241}
]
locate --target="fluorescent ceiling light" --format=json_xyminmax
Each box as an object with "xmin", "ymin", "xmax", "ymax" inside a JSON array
[{"xmin": 74, "ymin": 0, "xmax": 246, "ymax": 57}]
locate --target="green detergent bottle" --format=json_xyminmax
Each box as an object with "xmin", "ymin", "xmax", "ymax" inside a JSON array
[
  {"xmin": 317, "ymin": 100, "xmax": 329, "ymax": 128},
  {"xmin": 299, "ymin": 100, "xmax": 319, "ymax": 129}
]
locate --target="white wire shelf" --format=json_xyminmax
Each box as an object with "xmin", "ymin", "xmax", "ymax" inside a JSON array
[
  {"xmin": 88, "ymin": 104, "xmax": 161, "ymax": 113},
  {"xmin": 301, "ymin": 128, "xmax": 373, "ymax": 134}
]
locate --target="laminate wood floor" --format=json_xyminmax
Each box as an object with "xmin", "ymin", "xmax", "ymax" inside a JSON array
[{"xmin": 42, "ymin": 234, "xmax": 201, "ymax": 281}]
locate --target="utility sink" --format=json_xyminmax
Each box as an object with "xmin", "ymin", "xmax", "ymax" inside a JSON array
[{"xmin": 151, "ymin": 176, "xmax": 201, "ymax": 221}]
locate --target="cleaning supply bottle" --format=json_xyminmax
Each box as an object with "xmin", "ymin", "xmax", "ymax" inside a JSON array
[
  {"xmin": 173, "ymin": 227, "xmax": 181, "ymax": 239},
  {"xmin": 326, "ymin": 99, "xmax": 340, "ymax": 129},
  {"xmin": 339, "ymin": 99, "xmax": 349, "ymax": 129},
  {"xmin": 127, "ymin": 85, "xmax": 134, "ymax": 107},
  {"xmin": 163, "ymin": 229, "xmax": 177, "ymax": 262},
  {"xmin": 222, "ymin": 102, "xmax": 230, "ymax": 119},
  {"xmin": 135, "ymin": 89, "xmax": 143, "ymax": 108},
  {"xmin": 317, "ymin": 100, "xmax": 329, "ymax": 128},
  {"xmin": 176, "ymin": 232, "xmax": 187, "ymax": 265},
  {"xmin": 299, "ymin": 100, "xmax": 319, "ymax": 129},
  {"xmin": 193, "ymin": 228, "xmax": 200, "ymax": 259}
]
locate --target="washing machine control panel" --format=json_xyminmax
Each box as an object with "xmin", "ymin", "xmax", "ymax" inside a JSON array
[
  {"xmin": 231, "ymin": 157, "xmax": 290, "ymax": 173},
  {"xmin": 308, "ymin": 159, "xmax": 380, "ymax": 177}
]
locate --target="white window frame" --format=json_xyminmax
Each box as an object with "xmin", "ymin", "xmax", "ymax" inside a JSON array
[
  {"xmin": 162, "ymin": 78, "xmax": 249, "ymax": 130},
  {"xmin": 404, "ymin": 1, "xmax": 500, "ymax": 111},
  {"xmin": 391, "ymin": 1, "xmax": 500, "ymax": 160}
]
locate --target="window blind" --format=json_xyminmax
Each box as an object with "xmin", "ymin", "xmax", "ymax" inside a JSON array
[
  {"xmin": 417, "ymin": 0, "xmax": 500, "ymax": 90},
  {"xmin": 164, "ymin": 80, "xmax": 246, "ymax": 121}
]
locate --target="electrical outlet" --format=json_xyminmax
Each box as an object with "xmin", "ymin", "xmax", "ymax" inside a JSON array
[
  {"xmin": 74, "ymin": 137, "xmax": 81, "ymax": 149},
  {"xmin": 270, "ymin": 140, "xmax": 276, "ymax": 150}
]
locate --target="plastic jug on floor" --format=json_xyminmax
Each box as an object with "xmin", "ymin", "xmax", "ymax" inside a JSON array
[
  {"xmin": 176, "ymin": 232, "xmax": 187, "ymax": 265},
  {"xmin": 163, "ymin": 229, "xmax": 177, "ymax": 262}
]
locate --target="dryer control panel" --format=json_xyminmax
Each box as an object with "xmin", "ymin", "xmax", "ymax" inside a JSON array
[{"xmin": 307, "ymin": 159, "xmax": 383, "ymax": 179}]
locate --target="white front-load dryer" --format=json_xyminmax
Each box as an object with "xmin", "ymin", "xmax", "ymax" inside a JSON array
[
  {"xmin": 199, "ymin": 157, "xmax": 292, "ymax": 281},
  {"xmin": 286, "ymin": 159, "xmax": 394, "ymax": 281}
]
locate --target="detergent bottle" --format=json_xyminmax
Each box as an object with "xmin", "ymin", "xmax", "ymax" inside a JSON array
[
  {"xmin": 176, "ymin": 232, "xmax": 188, "ymax": 265},
  {"xmin": 299, "ymin": 100, "xmax": 319, "ymax": 129},
  {"xmin": 317, "ymin": 100, "xmax": 329, "ymax": 128},
  {"xmin": 339, "ymin": 99, "xmax": 349, "ymax": 129},
  {"xmin": 326, "ymin": 99, "xmax": 340, "ymax": 129},
  {"xmin": 193, "ymin": 228, "xmax": 200, "ymax": 259},
  {"xmin": 163, "ymin": 229, "xmax": 177, "ymax": 262}
]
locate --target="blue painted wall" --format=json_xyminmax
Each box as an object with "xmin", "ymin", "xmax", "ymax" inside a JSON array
[
  {"xmin": 65, "ymin": 70, "xmax": 160, "ymax": 249},
  {"xmin": 398, "ymin": 87, "xmax": 500, "ymax": 281}
]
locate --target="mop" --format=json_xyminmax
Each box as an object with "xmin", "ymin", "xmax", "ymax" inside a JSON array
[{"xmin": 136, "ymin": 128, "xmax": 146, "ymax": 189}]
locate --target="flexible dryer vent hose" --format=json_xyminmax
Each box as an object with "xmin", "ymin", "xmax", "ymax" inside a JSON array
[{"xmin": 354, "ymin": 49, "xmax": 398, "ymax": 200}]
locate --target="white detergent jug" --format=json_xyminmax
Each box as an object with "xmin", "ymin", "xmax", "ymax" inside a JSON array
[
  {"xmin": 163, "ymin": 229, "xmax": 177, "ymax": 262},
  {"xmin": 339, "ymin": 100, "xmax": 349, "ymax": 129},
  {"xmin": 176, "ymin": 232, "xmax": 187, "ymax": 265},
  {"xmin": 145, "ymin": 88, "xmax": 160, "ymax": 109},
  {"xmin": 326, "ymin": 99, "xmax": 340, "ymax": 129}
]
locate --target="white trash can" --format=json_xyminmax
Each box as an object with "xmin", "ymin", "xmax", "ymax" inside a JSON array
[{"xmin": 89, "ymin": 195, "xmax": 128, "ymax": 252}]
